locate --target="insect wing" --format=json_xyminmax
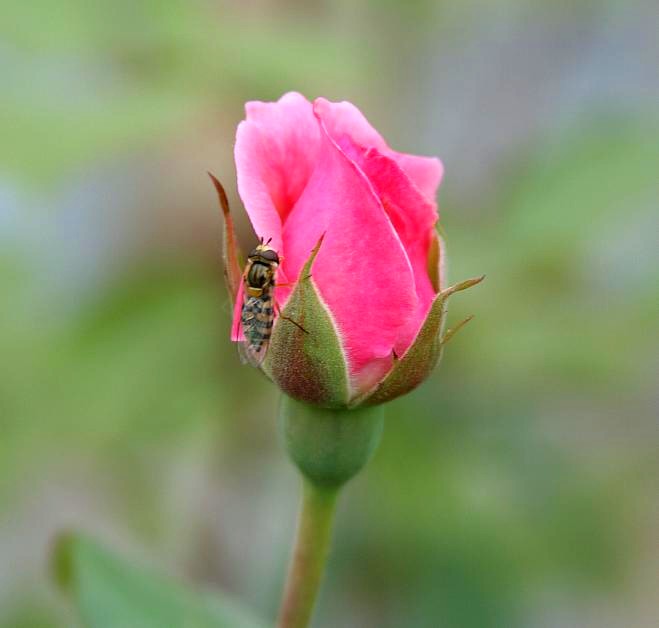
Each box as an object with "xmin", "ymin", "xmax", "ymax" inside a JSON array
[{"xmin": 237, "ymin": 337, "xmax": 269, "ymax": 367}]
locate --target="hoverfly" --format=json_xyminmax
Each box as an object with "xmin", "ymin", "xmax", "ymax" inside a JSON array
[
  {"xmin": 238, "ymin": 238, "xmax": 280, "ymax": 366},
  {"xmin": 207, "ymin": 172, "xmax": 304, "ymax": 367}
]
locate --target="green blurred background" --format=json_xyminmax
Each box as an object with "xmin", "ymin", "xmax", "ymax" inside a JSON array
[{"xmin": 1, "ymin": 1, "xmax": 658, "ymax": 626}]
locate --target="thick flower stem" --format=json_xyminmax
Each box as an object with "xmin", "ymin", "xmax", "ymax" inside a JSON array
[
  {"xmin": 276, "ymin": 481, "xmax": 339, "ymax": 628},
  {"xmin": 276, "ymin": 396, "xmax": 384, "ymax": 628}
]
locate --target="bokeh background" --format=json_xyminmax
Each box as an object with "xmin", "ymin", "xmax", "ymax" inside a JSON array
[{"xmin": 2, "ymin": 1, "xmax": 658, "ymax": 626}]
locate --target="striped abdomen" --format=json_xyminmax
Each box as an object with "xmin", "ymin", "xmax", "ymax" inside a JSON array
[{"xmin": 240, "ymin": 291, "xmax": 274, "ymax": 366}]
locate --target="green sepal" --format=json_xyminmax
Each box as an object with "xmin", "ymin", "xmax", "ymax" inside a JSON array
[
  {"xmin": 209, "ymin": 173, "xmax": 243, "ymax": 306},
  {"xmin": 265, "ymin": 236, "xmax": 350, "ymax": 408},
  {"xmin": 441, "ymin": 314, "xmax": 475, "ymax": 346},
  {"xmin": 356, "ymin": 275, "xmax": 484, "ymax": 407},
  {"xmin": 426, "ymin": 229, "xmax": 446, "ymax": 293}
]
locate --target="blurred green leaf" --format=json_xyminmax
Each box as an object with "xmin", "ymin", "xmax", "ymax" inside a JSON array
[{"xmin": 53, "ymin": 534, "xmax": 270, "ymax": 628}]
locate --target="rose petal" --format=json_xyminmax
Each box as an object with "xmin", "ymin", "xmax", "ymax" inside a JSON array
[
  {"xmin": 231, "ymin": 281, "xmax": 246, "ymax": 342},
  {"xmin": 395, "ymin": 153, "xmax": 444, "ymax": 203},
  {"xmin": 337, "ymin": 140, "xmax": 438, "ymax": 355},
  {"xmin": 234, "ymin": 92, "xmax": 320, "ymax": 253},
  {"xmin": 281, "ymin": 112, "xmax": 418, "ymax": 389},
  {"xmin": 313, "ymin": 97, "xmax": 444, "ymax": 203}
]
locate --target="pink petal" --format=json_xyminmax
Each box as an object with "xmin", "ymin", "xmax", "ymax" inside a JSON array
[
  {"xmin": 313, "ymin": 97, "xmax": 444, "ymax": 203},
  {"xmin": 231, "ymin": 281, "xmax": 246, "ymax": 341},
  {"xmin": 234, "ymin": 92, "xmax": 320, "ymax": 253},
  {"xmin": 282, "ymin": 112, "xmax": 418, "ymax": 390},
  {"xmin": 395, "ymin": 153, "xmax": 444, "ymax": 204},
  {"xmin": 337, "ymin": 141, "xmax": 438, "ymax": 355}
]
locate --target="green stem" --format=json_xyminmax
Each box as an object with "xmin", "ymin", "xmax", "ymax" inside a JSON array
[
  {"xmin": 276, "ymin": 481, "xmax": 339, "ymax": 628},
  {"xmin": 276, "ymin": 396, "xmax": 384, "ymax": 628}
]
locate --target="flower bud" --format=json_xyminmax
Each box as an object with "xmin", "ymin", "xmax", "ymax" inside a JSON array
[{"xmin": 214, "ymin": 93, "xmax": 482, "ymax": 409}]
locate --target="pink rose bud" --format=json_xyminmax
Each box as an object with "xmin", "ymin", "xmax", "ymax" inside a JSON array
[{"xmin": 213, "ymin": 93, "xmax": 483, "ymax": 409}]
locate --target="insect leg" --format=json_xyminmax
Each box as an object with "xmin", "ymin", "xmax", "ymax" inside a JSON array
[
  {"xmin": 275, "ymin": 275, "xmax": 312, "ymax": 288},
  {"xmin": 274, "ymin": 301, "xmax": 309, "ymax": 334}
]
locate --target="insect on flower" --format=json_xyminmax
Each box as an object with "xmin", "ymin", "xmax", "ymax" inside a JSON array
[
  {"xmin": 216, "ymin": 95, "xmax": 483, "ymax": 407},
  {"xmin": 238, "ymin": 238, "xmax": 279, "ymax": 366},
  {"xmin": 208, "ymin": 172, "xmax": 309, "ymax": 369}
]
